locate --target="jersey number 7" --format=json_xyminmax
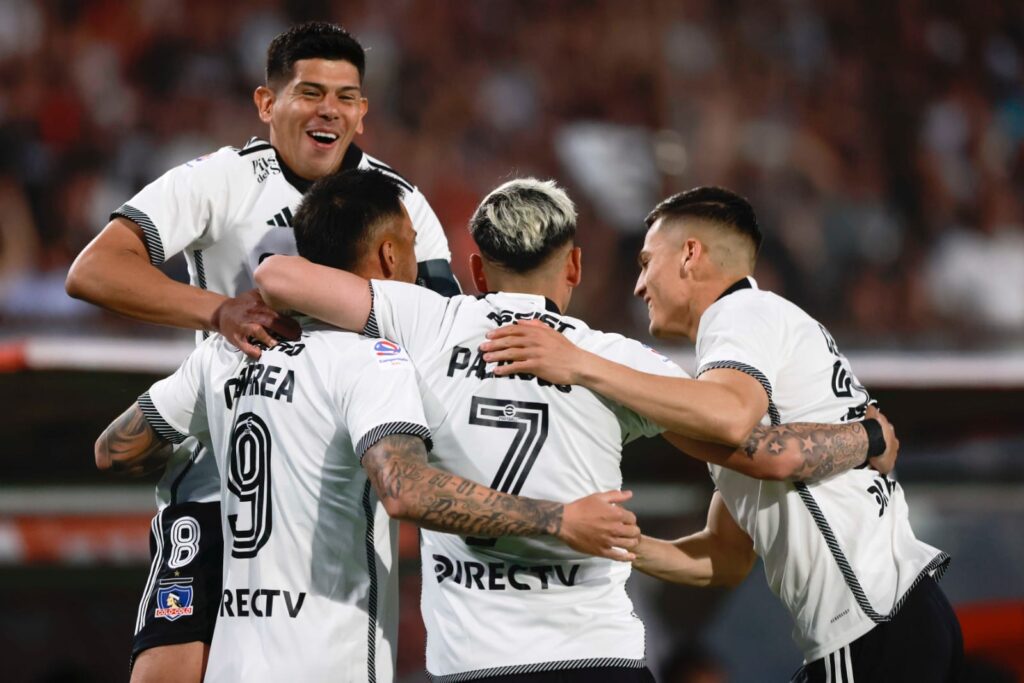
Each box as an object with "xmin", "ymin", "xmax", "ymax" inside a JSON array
[{"xmin": 465, "ymin": 397, "xmax": 549, "ymax": 547}]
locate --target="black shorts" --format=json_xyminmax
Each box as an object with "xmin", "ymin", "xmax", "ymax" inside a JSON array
[
  {"xmin": 130, "ymin": 501, "xmax": 223, "ymax": 663},
  {"xmin": 791, "ymin": 575, "xmax": 963, "ymax": 683},
  {"xmin": 464, "ymin": 665, "xmax": 655, "ymax": 683}
]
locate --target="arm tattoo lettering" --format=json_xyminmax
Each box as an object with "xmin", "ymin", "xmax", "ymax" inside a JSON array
[
  {"xmin": 742, "ymin": 422, "xmax": 868, "ymax": 482},
  {"xmin": 362, "ymin": 434, "xmax": 563, "ymax": 538},
  {"xmin": 96, "ymin": 403, "xmax": 174, "ymax": 476}
]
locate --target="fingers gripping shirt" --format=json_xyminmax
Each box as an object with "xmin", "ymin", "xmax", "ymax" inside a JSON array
[
  {"xmin": 695, "ymin": 277, "xmax": 949, "ymax": 662},
  {"xmin": 364, "ymin": 279, "xmax": 688, "ymax": 679},
  {"xmin": 110, "ymin": 138, "xmax": 456, "ymax": 508},
  {"xmin": 142, "ymin": 328, "xmax": 432, "ymax": 683}
]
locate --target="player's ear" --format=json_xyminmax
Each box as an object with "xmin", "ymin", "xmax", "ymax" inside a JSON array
[
  {"xmin": 254, "ymin": 86, "xmax": 275, "ymax": 124},
  {"xmin": 356, "ymin": 96, "xmax": 368, "ymax": 135},
  {"xmin": 566, "ymin": 246, "xmax": 582, "ymax": 288},
  {"xmin": 469, "ymin": 253, "xmax": 489, "ymax": 295},
  {"xmin": 380, "ymin": 239, "xmax": 396, "ymax": 279},
  {"xmin": 680, "ymin": 238, "xmax": 699, "ymax": 277}
]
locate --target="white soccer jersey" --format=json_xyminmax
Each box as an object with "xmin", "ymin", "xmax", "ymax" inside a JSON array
[
  {"xmin": 113, "ymin": 137, "xmax": 453, "ymax": 508},
  {"xmin": 142, "ymin": 325, "xmax": 432, "ymax": 683},
  {"xmin": 697, "ymin": 277, "xmax": 949, "ymax": 662},
  {"xmin": 365, "ymin": 280, "xmax": 687, "ymax": 680}
]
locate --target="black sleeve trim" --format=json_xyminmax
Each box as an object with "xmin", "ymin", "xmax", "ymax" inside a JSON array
[
  {"xmin": 362, "ymin": 281, "xmax": 381, "ymax": 337},
  {"xmin": 697, "ymin": 360, "xmax": 781, "ymax": 426},
  {"xmin": 112, "ymin": 204, "xmax": 164, "ymax": 266},
  {"xmin": 357, "ymin": 421, "xmax": 433, "ymax": 462},
  {"xmin": 417, "ymin": 259, "xmax": 461, "ymax": 297},
  {"xmin": 137, "ymin": 391, "xmax": 188, "ymax": 444}
]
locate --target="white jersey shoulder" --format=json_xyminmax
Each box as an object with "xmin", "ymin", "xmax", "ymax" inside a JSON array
[
  {"xmin": 365, "ymin": 281, "xmax": 684, "ymax": 678},
  {"xmin": 696, "ymin": 278, "xmax": 948, "ymax": 662},
  {"xmin": 144, "ymin": 326, "xmax": 431, "ymax": 683}
]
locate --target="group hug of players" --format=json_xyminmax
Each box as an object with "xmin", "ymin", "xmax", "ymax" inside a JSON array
[{"xmin": 66, "ymin": 21, "xmax": 964, "ymax": 683}]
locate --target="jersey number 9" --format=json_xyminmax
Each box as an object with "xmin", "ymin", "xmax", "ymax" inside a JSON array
[{"xmin": 227, "ymin": 412, "xmax": 273, "ymax": 558}]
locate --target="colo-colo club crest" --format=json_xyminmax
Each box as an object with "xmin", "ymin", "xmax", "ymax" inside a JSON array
[{"xmin": 155, "ymin": 578, "xmax": 194, "ymax": 621}]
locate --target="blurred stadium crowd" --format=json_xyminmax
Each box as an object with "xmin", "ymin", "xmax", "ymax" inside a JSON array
[{"xmin": 1, "ymin": 0, "xmax": 1023, "ymax": 347}]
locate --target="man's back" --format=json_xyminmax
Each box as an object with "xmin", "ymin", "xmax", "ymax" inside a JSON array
[
  {"xmin": 366, "ymin": 280, "xmax": 683, "ymax": 678},
  {"xmin": 697, "ymin": 277, "xmax": 948, "ymax": 661},
  {"xmin": 143, "ymin": 324, "xmax": 432, "ymax": 682}
]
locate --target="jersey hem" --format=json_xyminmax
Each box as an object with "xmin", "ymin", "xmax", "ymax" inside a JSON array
[
  {"xmin": 113, "ymin": 204, "xmax": 165, "ymax": 266},
  {"xmin": 356, "ymin": 421, "xmax": 433, "ymax": 460},
  {"xmin": 139, "ymin": 391, "xmax": 188, "ymax": 444},
  {"xmin": 426, "ymin": 657, "xmax": 647, "ymax": 682},
  {"xmin": 697, "ymin": 360, "xmax": 781, "ymax": 425}
]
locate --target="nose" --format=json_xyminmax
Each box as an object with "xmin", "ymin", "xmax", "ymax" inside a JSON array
[
  {"xmin": 317, "ymin": 94, "xmax": 340, "ymax": 120},
  {"xmin": 634, "ymin": 272, "xmax": 646, "ymax": 299}
]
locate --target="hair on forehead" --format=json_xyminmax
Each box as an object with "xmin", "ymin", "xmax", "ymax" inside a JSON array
[
  {"xmin": 469, "ymin": 178, "xmax": 577, "ymax": 273},
  {"xmin": 266, "ymin": 21, "xmax": 366, "ymax": 87},
  {"xmin": 646, "ymin": 186, "xmax": 762, "ymax": 256},
  {"xmin": 292, "ymin": 169, "xmax": 405, "ymax": 271}
]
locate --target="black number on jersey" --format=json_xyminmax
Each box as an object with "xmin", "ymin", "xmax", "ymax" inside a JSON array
[
  {"xmin": 818, "ymin": 323, "xmax": 871, "ymax": 420},
  {"xmin": 465, "ymin": 397, "xmax": 550, "ymax": 547},
  {"xmin": 227, "ymin": 412, "xmax": 273, "ymax": 558}
]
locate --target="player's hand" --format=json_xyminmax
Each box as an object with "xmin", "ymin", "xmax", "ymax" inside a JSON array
[
  {"xmin": 480, "ymin": 320, "xmax": 586, "ymax": 385},
  {"xmin": 558, "ymin": 490, "xmax": 640, "ymax": 562},
  {"xmin": 212, "ymin": 289, "xmax": 302, "ymax": 359},
  {"xmin": 866, "ymin": 404, "xmax": 899, "ymax": 475}
]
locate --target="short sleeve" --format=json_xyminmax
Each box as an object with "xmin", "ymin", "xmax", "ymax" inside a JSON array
[
  {"xmin": 111, "ymin": 148, "xmax": 237, "ymax": 265},
  {"xmin": 696, "ymin": 295, "xmax": 782, "ymax": 422},
  {"xmin": 142, "ymin": 341, "xmax": 211, "ymax": 443},
  {"xmin": 336, "ymin": 338, "xmax": 432, "ymax": 461},
  {"xmin": 363, "ymin": 279, "xmax": 454, "ymax": 360},
  {"xmin": 582, "ymin": 334, "xmax": 690, "ymax": 444}
]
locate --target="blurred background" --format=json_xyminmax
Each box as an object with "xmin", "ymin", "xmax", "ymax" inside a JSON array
[{"xmin": 1, "ymin": 0, "xmax": 1022, "ymax": 681}]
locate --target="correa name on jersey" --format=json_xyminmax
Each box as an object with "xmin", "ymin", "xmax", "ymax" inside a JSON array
[
  {"xmin": 219, "ymin": 588, "xmax": 306, "ymax": 618},
  {"xmin": 223, "ymin": 362, "xmax": 296, "ymax": 409},
  {"xmin": 433, "ymin": 554, "xmax": 581, "ymax": 591}
]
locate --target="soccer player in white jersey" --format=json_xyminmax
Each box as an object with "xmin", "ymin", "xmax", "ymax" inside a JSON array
[
  {"xmin": 94, "ymin": 169, "xmax": 638, "ymax": 683},
  {"xmin": 481, "ymin": 187, "xmax": 963, "ymax": 682},
  {"xmin": 65, "ymin": 22, "xmax": 459, "ymax": 682},
  {"xmin": 255, "ymin": 179, "xmax": 899, "ymax": 682}
]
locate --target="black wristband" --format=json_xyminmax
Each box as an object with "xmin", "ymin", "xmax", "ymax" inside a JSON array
[{"xmin": 862, "ymin": 418, "xmax": 886, "ymax": 458}]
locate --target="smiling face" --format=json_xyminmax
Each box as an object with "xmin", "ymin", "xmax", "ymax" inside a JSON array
[
  {"xmin": 255, "ymin": 58, "xmax": 368, "ymax": 181},
  {"xmin": 634, "ymin": 218, "xmax": 694, "ymax": 339}
]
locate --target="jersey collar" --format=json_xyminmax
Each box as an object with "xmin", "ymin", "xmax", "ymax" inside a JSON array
[
  {"xmin": 275, "ymin": 143, "xmax": 365, "ymax": 195},
  {"xmin": 478, "ymin": 291, "xmax": 562, "ymax": 314},
  {"xmin": 715, "ymin": 276, "xmax": 757, "ymax": 302}
]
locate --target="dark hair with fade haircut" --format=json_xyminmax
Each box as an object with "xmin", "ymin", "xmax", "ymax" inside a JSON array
[
  {"xmin": 645, "ymin": 186, "xmax": 762, "ymax": 256},
  {"xmin": 265, "ymin": 21, "xmax": 366, "ymax": 88},
  {"xmin": 292, "ymin": 169, "xmax": 405, "ymax": 272},
  {"xmin": 469, "ymin": 178, "xmax": 577, "ymax": 273}
]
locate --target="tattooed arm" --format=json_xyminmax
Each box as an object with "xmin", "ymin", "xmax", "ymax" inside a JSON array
[
  {"xmin": 664, "ymin": 405, "xmax": 898, "ymax": 483},
  {"xmin": 95, "ymin": 403, "xmax": 175, "ymax": 477},
  {"xmin": 633, "ymin": 492, "xmax": 756, "ymax": 587},
  {"xmin": 361, "ymin": 434, "xmax": 641, "ymax": 560}
]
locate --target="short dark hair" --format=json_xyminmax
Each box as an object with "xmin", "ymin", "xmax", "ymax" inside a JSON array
[
  {"xmin": 292, "ymin": 169, "xmax": 405, "ymax": 271},
  {"xmin": 469, "ymin": 178, "xmax": 577, "ymax": 273},
  {"xmin": 646, "ymin": 186, "xmax": 762, "ymax": 256},
  {"xmin": 266, "ymin": 22, "xmax": 365, "ymax": 88}
]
